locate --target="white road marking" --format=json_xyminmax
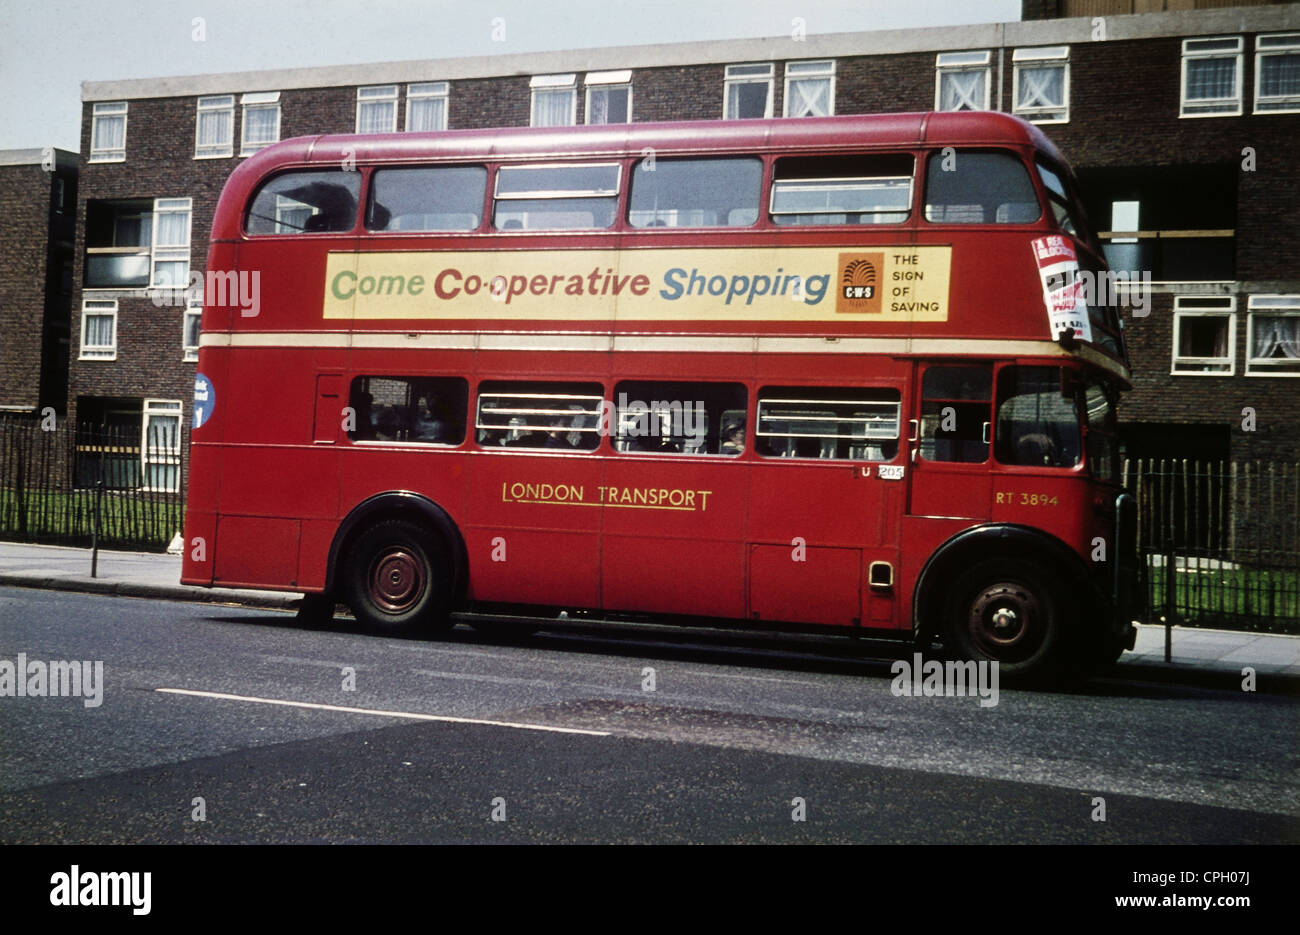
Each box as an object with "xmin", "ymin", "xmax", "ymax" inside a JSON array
[{"xmin": 155, "ymin": 687, "xmax": 610, "ymax": 736}]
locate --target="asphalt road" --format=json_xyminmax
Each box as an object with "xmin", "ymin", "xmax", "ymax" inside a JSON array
[{"xmin": 0, "ymin": 586, "xmax": 1296, "ymax": 844}]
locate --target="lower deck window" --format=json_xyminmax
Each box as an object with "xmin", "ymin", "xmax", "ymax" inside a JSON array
[
  {"xmin": 613, "ymin": 381, "xmax": 747, "ymax": 455},
  {"xmin": 476, "ymin": 381, "xmax": 603, "ymax": 450},
  {"xmin": 349, "ymin": 376, "xmax": 468, "ymax": 444},
  {"xmin": 757, "ymin": 387, "xmax": 900, "ymax": 460}
]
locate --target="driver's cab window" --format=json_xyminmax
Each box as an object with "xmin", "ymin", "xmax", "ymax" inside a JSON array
[
  {"xmin": 919, "ymin": 365, "xmax": 991, "ymax": 463},
  {"xmin": 993, "ymin": 366, "xmax": 1082, "ymax": 468}
]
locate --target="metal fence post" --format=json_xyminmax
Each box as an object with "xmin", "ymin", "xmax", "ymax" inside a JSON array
[{"xmin": 91, "ymin": 479, "xmax": 104, "ymax": 578}]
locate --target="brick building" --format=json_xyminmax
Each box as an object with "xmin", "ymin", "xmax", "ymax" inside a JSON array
[
  {"xmin": 0, "ymin": 148, "xmax": 77, "ymax": 417},
  {"xmin": 64, "ymin": 0, "xmax": 1300, "ymax": 490}
]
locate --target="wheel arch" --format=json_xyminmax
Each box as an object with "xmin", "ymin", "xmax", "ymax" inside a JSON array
[
  {"xmin": 325, "ymin": 491, "xmax": 469, "ymax": 606},
  {"xmin": 912, "ymin": 523, "xmax": 1101, "ymax": 644}
]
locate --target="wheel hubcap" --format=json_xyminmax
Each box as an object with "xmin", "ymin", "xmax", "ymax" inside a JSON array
[
  {"xmin": 968, "ymin": 582, "xmax": 1041, "ymax": 659},
  {"xmin": 369, "ymin": 548, "xmax": 426, "ymax": 613}
]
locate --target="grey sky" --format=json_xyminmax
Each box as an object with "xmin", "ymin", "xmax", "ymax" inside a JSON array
[{"xmin": 0, "ymin": 0, "xmax": 1021, "ymax": 152}]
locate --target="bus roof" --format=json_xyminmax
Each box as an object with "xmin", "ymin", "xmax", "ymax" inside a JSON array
[{"xmin": 236, "ymin": 111, "xmax": 1066, "ymax": 177}]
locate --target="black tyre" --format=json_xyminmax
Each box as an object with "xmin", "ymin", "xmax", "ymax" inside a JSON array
[
  {"xmin": 942, "ymin": 558, "xmax": 1071, "ymax": 680},
  {"xmin": 342, "ymin": 519, "xmax": 452, "ymax": 635}
]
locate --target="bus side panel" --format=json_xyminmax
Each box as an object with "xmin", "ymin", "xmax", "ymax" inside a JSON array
[
  {"xmin": 458, "ymin": 453, "xmax": 602, "ymax": 609},
  {"xmin": 214, "ymin": 515, "xmax": 301, "ymax": 588}
]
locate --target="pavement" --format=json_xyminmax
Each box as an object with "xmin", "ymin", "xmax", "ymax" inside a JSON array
[{"xmin": 2, "ymin": 539, "xmax": 1298, "ymax": 688}]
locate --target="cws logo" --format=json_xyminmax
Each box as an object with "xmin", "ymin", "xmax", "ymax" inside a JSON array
[{"xmin": 836, "ymin": 253, "xmax": 884, "ymax": 314}]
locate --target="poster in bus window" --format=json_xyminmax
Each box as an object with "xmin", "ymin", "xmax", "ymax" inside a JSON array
[{"xmin": 1030, "ymin": 235, "xmax": 1092, "ymax": 344}]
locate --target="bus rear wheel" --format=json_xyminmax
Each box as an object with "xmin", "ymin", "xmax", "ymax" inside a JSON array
[
  {"xmin": 942, "ymin": 558, "xmax": 1068, "ymax": 681},
  {"xmin": 343, "ymin": 519, "xmax": 451, "ymax": 636}
]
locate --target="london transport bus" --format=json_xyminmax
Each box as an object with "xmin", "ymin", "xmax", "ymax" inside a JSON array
[{"xmin": 182, "ymin": 111, "xmax": 1139, "ymax": 682}]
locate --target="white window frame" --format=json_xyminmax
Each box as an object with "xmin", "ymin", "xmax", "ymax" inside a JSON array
[
  {"xmin": 183, "ymin": 300, "xmax": 202, "ymax": 362},
  {"xmin": 90, "ymin": 102, "xmax": 128, "ymax": 163},
  {"xmin": 584, "ymin": 70, "xmax": 633, "ymax": 125},
  {"xmin": 1254, "ymin": 33, "xmax": 1300, "ymax": 114},
  {"xmin": 141, "ymin": 399, "xmax": 184, "ymax": 493},
  {"xmin": 1171, "ymin": 296, "xmax": 1236, "ymax": 376},
  {"xmin": 1246, "ymin": 295, "xmax": 1300, "ymax": 376},
  {"xmin": 405, "ymin": 82, "xmax": 449, "ymax": 131},
  {"xmin": 783, "ymin": 60, "xmax": 836, "ymax": 118},
  {"xmin": 1012, "ymin": 47, "xmax": 1069, "ymax": 123},
  {"xmin": 356, "ymin": 85, "xmax": 398, "ymax": 134},
  {"xmin": 80, "ymin": 300, "xmax": 117, "ymax": 361},
  {"xmin": 194, "ymin": 95, "xmax": 234, "ymax": 158},
  {"xmin": 150, "ymin": 197, "xmax": 192, "ymax": 289},
  {"xmin": 530, "ymin": 74, "xmax": 577, "ymax": 127},
  {"xmin": 240, "ymin": 91, "xmax": 281, "ymax": 155},
  {"xmin": 723, "ymin": 63, "xmax": 774, "ymax": 119},
  {"xmin": 1180, "ymin": 36, "xmax": 1243, "ymax": 118},
  {"xmin": 935, "ymin": 52, "xmax": 991, "ymax": 112}
]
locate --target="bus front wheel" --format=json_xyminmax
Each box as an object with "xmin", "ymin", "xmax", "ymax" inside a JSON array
[
  {"xmin": 942, "ymin": 558, "xmax": 1068, "ymax": 681},
  {"xmin": 343, "ymin": 519, "xmax": 451, "ymax": 636}
]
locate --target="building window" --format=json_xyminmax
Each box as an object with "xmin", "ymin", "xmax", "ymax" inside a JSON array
[
  {"xmin": 151, "ymin": 198, "xmax": 192, "ymax": 288},
  {"xmin": 724, "ymin": 63, "xmax": 773, "ymax": 119},
  {"xmin": 357, "ymin": 85, "xmax": 398, "ymax": 133},
  {"xmin": 80, "ymin": 300, "xmax": 117, "ymax": 360},
  {"xmin": 1181, "ymin": 37, "xmax": 1243, "ymax": 117},
  {"xmin": 935, "ymin": 52, "xmax": 991, "ymax": 111},
  {"xmin": 183, "ymin": 302, "xmax": 202, "ymax": 362},
  {"xmin": 1172, "ymin": 296, "xmax": 1235, "ymax": 375},
  {"xmin": 194, "ymin": 95, "xmax": 234, "ymax": 158},
  {"xmin": 406, "ymin": 82, "xmax": 448, "ymax": 131},
  {"xmin": 1012, "ymin": 47, "xmax": 1069, "ymax": 123},
  {"xmin": 784, "ymin": 60, "xmax": 835, "ymax": 117},
  {"xmin": 240, "ymin": 92, "xmax": 281, "ymax": 155},
  {"xmin": 90, "ymin": 102, "xmax": 128, "ymax": 162},
  {"xmin": 585, "ymin": 70, "xmax": 632, "ymax": 124},
  {"xmin": 1255, "ymin": 33, "xmax": 1300, "ymax": 113},
  {"xmin": 530, "ymin": 74, "xmax": 577, "ymax": 127},
  {"xmin": 142, "ymin": 400, "xmax": 183, "ymax": 492},
  {"xmin": 1247, "ymin": 295, "xmax": 1300, "ymax": 375}
]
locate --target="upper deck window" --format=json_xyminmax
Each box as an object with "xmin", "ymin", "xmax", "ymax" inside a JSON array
[
  {"xmin": 367, "ymin": 166, "xmax": 487, "ymax": 231},
  {"xmin": 1036, "ymin": 160, "xmax": 1080, "ymax": 236},
  {"xmin": 924, "ymin": 150, "xmax": 1040, "ymax": 225},
  {"xmin": 493, "ymin": 163, "xmax": 620, "ymax": 231},
  {"xmin": 770, "ymin": 154, "xmax": 913, "ymax": 226},
  {"xmin": 628, "ymin": 157, "xmax": 761, "ymax": 228},
  {"xmin": 245, "ymin": 170, "xmax": 361, "ymax": 235}
]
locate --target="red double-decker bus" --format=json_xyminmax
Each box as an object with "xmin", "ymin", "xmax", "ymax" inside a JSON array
[{"xmin": 182, "ymin": 111, "xmax": 1138, "ymax": 681}]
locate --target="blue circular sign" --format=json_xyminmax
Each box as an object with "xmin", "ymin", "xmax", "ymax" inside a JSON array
[{"xmin": 193, "ymin": 374, "xmax": 215, "ymax": 429}]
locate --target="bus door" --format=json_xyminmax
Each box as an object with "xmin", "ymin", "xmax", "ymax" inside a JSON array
[{"xmin": 907, "ymin": 362, "xmax": 994, "ymax": 520}]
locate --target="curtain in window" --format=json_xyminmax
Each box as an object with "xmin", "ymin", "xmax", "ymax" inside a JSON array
[
  {"xmin": 94, "ymin": 116, "xmax": 125, "ymax": 152},
  {"xmin": 85, "ymin": 315, "xmax": 113, "ymax": 347},
  {"xmin": 1186, "ymin": 57, "xmax": 1235, "ymax": 100},
  {"xmin": 727, "ymin": 82, "xmax": 769, "ymax": 119},
  {"xmin": 407, "ymin": 97, "xmax": 445, "ymax": 131},
  {"xmin": 197, "ymin": 109, "xmax": 231, "ymax": 148},
  {"xmin": 532, "ymin": 89, "xmax": 573, "ymax": 126},
  {"xmin": 244, "ymin": 106, "xmax": 277, "ymax": 145},
  {"xmin": 940, "ymin": 71, "xmax": 984, "ymax": 110},
  {"xmin": 1253, "ymin": 316, "xmax": 1300, "ymax": 359},
  {"xmin": 1260, "ymin": 54, "xmax": 1300, "ymax": 97},
  {"xmin": 788, "ymin": 78, "xmax": 830, "ymax": 116},
  {"xmin": 358, "ymin": 101, "xmax": 395, "ymax": 134},
  {"xmin": 155, "ymin": 211, "xmax": 189, "ymax": 247},
  {"xmin": 1018, "ymin": 66, "xmax": 1063, "ymax": 108}
]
